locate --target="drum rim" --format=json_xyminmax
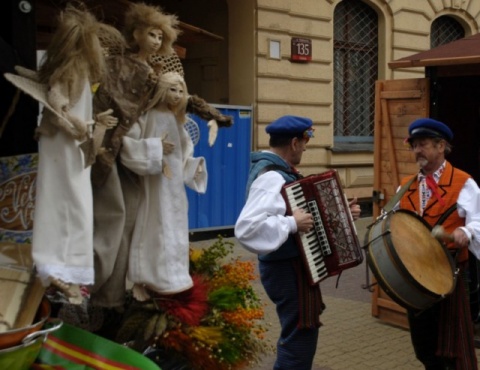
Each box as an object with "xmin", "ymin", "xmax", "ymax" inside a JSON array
[
  {"xmin": 366, "ymin": 229, "xmax": 436, "ymax": 310},
  {"xmin": 367, "ymin": 253, "xmax": 426, "ymax": 310},
  {"xmin": 366, "ymin": 210, "xmax": 456, "ymax": 310}
]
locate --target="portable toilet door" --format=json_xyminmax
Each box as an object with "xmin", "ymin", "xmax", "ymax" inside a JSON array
[{"xmin": 186, "ymin": 105, "xmax": 252, "ymax": 232}]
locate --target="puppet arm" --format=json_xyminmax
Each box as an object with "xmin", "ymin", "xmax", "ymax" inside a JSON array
[
  {"xmin": 47, "ymin": 81, "xmax": 89, "ymax": 140},
  {"xmin": 186, "ymin": 94, "xmax": 233, "ymax": 127},
  {"xmin": 92, "ymin": 109, "xmax": 118, "ymax": 155},
  {"xmin": 186, "ymin": 95, "xmax": 232, "ymax": 147},
  {"xmin": 95, "ymin": 108, "xmax": 118, "ymax": 129}
]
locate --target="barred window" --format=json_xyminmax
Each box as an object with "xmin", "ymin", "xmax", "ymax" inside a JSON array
[
  {"xmin": 431, "ymin": 16, "xmax": 465, "ymax": 48},
  {"xmin": 333, "ymin": 0, "xmax": 378, "ymax": 141}
]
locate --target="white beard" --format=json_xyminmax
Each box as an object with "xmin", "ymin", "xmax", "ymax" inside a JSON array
[{"xmin": 416, "ymin": 157, "xmax": 428, "ymax": 169}]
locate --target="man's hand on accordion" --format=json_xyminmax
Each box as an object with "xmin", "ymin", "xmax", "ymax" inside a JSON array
[
  {"xmin": 293, "ymin": 208, "xmax": 314, "ymax": 233},
  {"xmin": 348, "ymin": 197, "xmax": 361, "ymax": 221}
]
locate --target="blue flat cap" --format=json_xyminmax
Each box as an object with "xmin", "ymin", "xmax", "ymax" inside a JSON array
[
  {"xmin": 407, "ymin": 118, "xmax": 453, "ymax": 143},
  {"xmin": 266, "ymin": 115, "xmax": 313, "ymax": 136}
]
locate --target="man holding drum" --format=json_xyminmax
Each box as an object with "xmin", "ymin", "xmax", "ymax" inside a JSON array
[{"xmin": 400, "ymin": 118, "xmax": 480, "ymax": 369}]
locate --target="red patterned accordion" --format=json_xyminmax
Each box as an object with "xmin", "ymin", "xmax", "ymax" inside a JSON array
[{"xmin": 281, "ymin": 169, "xmax": 363, "ymax": 285}]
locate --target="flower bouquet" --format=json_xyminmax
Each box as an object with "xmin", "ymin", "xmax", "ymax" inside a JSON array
[{"xmin": 115, "ymin": 236, "xmax": 270, "ymax": 369}]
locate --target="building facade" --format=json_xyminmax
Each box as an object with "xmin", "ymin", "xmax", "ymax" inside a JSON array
[{"xmin": 226, "ymin": 0, "xmax": 480, "ymax": 201}]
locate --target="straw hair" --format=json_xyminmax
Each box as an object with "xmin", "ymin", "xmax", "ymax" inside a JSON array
[
  {"xmin": 38, "ymin": 4, "xmax": 106, "ymax": 107},
  {"xmin": 124, "ymin": 2, "xmax": 180, "ymax": 55}
]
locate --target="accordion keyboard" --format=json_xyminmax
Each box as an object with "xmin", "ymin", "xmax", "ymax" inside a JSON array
[{"xmin": 284, "ymin": 184, "xmax": 329, "ymax": 283}]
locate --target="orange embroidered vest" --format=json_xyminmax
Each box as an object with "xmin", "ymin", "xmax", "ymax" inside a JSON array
[{"xmin": 399, "ymin": 161, "xmax": 470, "ymax": 262}]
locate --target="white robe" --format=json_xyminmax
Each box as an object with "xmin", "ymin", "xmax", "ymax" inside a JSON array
[
  {"xmin": 32, "ymin": 80, "xmax": 94, "ymax": 286},
  {"xmin": 121, "ymin": 108, "xmax": 207, "ymax": 294}
]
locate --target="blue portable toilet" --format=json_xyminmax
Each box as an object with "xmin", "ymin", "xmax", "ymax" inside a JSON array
[{"xmin": 186, "ymin": 105, "xmax": 252, "ymax": 231}]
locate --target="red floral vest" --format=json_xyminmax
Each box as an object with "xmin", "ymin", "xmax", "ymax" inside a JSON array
[{"xmin": 399, "ymin": 161, "xmax": 470, "ymax": 262}]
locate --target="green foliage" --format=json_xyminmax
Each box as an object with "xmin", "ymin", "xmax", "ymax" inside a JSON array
[
  {"xmin": 190, "ymin": 235, "xmax": 234, "ymax": 277},
  {"xmin": 208, "ymin": 286, "xmax": 245, "ymax": 311}
]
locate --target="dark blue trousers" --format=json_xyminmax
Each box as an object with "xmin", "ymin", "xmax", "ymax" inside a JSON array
[{"xmin": 259, "ymin": 258, "xmax": 319, "ymax": 370}]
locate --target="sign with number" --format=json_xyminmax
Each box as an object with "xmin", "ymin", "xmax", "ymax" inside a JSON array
[{"xmin": 291, "ymin": 37, "xmax": 312, "ymax": 62}]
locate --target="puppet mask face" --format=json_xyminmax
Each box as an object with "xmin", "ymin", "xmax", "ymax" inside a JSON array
[
  {"xmin": 135, "ymin": 27, "xmax": 164, "ymax": 54},
  {"xmin": 166, "ymin": 83, "xmax": 184, "ymax": 107}
]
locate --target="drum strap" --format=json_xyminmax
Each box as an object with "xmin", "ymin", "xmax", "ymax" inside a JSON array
[
  {"xmin": 435, "ymin": 203, "xmax": 458, "ymax": 225},
  {"xmin": 382, "ymin": 175, "xmax": 417, "ymax": 213}
]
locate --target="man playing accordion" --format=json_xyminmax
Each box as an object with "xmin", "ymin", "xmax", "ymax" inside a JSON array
[{"xmin": 235, "ymin": 115, "xmax": 361, "ymax": 370}]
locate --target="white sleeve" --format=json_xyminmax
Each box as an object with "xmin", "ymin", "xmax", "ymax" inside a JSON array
[
  {"xmin": 184, "ymin": 157, "xmax": 207, "ymax": 193},
  {"xmin": 234, "ymin": 171, "xmax": 297, "ymax": 254},
  {"xmin": 181, "ymin": 126, "xmax": 207, "ymax": 193},
  {"xmin": 120, "ymin": 121, "xmax": 164, "ymax": 176},
  {"xmin": 457, "ymin": 178, "xmax": 480, "ymax": 259}
]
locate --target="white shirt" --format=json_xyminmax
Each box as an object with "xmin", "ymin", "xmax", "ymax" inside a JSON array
[
  {"xmin": 234, "ymin": 171, "xmax": 297, "ymax": 254},
  {"xmin": 457, "ymin": 178, "xmax": 480, "ymax": 258}
]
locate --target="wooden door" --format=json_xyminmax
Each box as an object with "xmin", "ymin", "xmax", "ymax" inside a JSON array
[{"xmin": 371, "ymin": 78, "xmax": 430, "ymax": 328}]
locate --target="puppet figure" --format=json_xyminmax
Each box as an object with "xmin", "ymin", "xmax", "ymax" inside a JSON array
[
  {"xmin": 31, "ymin": 5, "xmax": 117, "ymax": 304},
  {"xmin": 90, "ymin": 2, "xmax": 181, "ymax": 308},
  {"xmin": 91, "ymin": 2, "xmax": 179, "ymax": 187},
  {"xmin": 91, "ymin": 2, "xmax": 232, "ymax": 308},
  {"xmin": 121, "ymin": 71, "xmax": 207, "ymax": 299}
]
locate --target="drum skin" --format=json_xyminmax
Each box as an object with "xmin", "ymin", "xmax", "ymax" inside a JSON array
[{"xmin": 366, "ymin": 210, "xmax": 456, "ymax": 311}]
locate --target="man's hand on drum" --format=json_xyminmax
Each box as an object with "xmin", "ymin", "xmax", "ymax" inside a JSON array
[
  {"xmin": 452, "ymin": 228, "xmax": 470, "ymax": 248},
  {"xmin": 349, "ymin": 197, "xmax": 361, "ymax": 221},
  {"xmin": 293, "ymin": 208, "xmax": 314, "ymax": 233}
]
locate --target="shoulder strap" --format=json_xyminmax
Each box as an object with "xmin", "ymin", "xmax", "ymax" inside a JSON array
[
  {"xmin": 257, "ymin": 164, "xmax": 303, "ymax": 180},
  {"xmin": 435, "ymin": 203, "xmax": 458, "ymax": 225},
  {"xmin": 382, "ymin": 175, "xmax": 417, "ymax": 213}
]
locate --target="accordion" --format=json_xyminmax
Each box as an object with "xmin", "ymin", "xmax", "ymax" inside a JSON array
[{"xmin": 281, "ymin": 170, "xmax": 363, "ymax": 285}]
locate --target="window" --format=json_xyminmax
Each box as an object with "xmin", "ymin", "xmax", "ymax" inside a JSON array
[
  {"xmin": 431, "ymin": 16, "xmax": 464, "ymax": 48},
  {"xmin": 333, "ymin": 0, "xmax": 378, "ymax": 142}
]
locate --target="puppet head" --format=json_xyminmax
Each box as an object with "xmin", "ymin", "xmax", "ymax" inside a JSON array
[
  {"xmin": 124, "ymin": 3, "xmax": 180, "ymax": 56},
  {"xmin": 38, "ymin": 4, "xmax": 106, "ymax": 86},
  {"xmin": 149, "ymin": 72, "xmax": 189, "ymax": 124}
]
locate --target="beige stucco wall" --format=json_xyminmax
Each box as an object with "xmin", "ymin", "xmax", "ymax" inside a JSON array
[{"xmin": 227, "ymin": 0, "xmax": 480, "ymax": 199}]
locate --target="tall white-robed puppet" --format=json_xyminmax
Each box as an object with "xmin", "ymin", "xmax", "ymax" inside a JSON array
[
  {"xmin": 32, "ymin": 5, "xmax": 117, "ymax": 303},
  {"xmin": 120, "ymin": 72, "xmax": 207, "ymax": 298}
]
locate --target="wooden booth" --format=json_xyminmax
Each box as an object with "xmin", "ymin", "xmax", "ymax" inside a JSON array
[{"xmin": 371, "ymin": 33, "xmax": 480, "ymax": 329}]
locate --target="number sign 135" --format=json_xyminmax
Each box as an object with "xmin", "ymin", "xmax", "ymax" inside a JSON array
[{"xmin": 291, "ymin": 37, "xmax": 312, "ymax": 62}]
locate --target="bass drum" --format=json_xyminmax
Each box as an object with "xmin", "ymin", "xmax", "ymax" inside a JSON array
[{"xmin": 366, "ymin": 209, "xmax": 456, "ymax": 311}]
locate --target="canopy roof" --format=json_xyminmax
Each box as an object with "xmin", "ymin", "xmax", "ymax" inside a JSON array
[
  {"xmin": 389, "ymin": 33, "xmax": 480, "ymax": 69},
  {"xmin": 36, "ymin": 0, "xmax": 224, "ymax": 50}
]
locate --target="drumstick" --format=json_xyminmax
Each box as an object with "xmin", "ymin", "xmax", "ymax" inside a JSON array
[{"xmin": 431, "ymin": 225, "xmax": 455, "ymax": 242}]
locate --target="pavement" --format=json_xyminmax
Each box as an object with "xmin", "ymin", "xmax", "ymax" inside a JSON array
[{"xmin": 192, "ymin": 217, "xmax": 480, "ymax": 370}]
